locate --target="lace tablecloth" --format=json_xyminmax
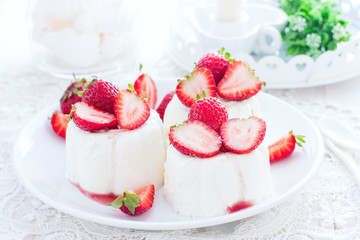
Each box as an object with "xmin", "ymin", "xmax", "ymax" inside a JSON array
[
  {"xmin": 2, "ymin": 1, "xmax": 360, "ymax": 239},
  {"xmin": 1, "ymin": 54, "xmax": 360, "ymax": 239}
]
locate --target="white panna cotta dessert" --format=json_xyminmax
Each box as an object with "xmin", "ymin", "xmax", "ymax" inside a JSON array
[
  {"xmin": 162, "ymin": 59, "xmax": 273, "ymax": 217},
  {"xmin": 164, "ymin": 144, "xmax": 273, "ymax": 217},
  {"xmin": 66, "ymin": 110, "xmax": 166, "ymax": 195}
]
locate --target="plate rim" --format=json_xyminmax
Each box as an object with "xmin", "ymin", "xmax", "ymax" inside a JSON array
[{"xmin": 12, "ymin": 91, "xmax": 324, "ymax": 230}]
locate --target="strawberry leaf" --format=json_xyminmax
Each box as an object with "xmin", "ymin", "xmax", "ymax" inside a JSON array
[
  {"xmin": 122, "ymin": 192, "xmax": 140, "ymax": 215},
  {"xmin": 128, "ymin": 84, "xmax": 136, "ymax": 94},
  {"xmin": 291, "ymin": 131, "xmax": 306, "ymax": 147},
  {"xmin": 196, "ymin": 91, "xmax": 207, "ymax": 100},
  {"xmin": 201, "ymin": 90, "xmax": 206, "ymax": 98},
  {"xmin": 218, "ymin": 47, "xmax": 225, "ymax": 55},
  {"xmin": 108, "ymin": 195, "xmax": 124, "ymax": 209}
]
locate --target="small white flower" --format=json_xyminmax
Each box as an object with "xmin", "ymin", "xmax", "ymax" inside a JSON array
[
  {"xmin": 306, "ymin": 33, "xmax": 322, "ymax": 48},
  {"xmin": 289, "ymin": 16, "xmax": 307, "ymax": 32},
  {"xmin": 307, "ymin": 47, "xmax": 322, "ymax": 58},
  {"xmin": 332, "ymin": 23, "xmax": 347, "ymax": 41}
]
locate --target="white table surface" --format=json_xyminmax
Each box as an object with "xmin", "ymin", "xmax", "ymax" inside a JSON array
[{"xmin": 1, "ymin": 0, "xmax": 360, "ymax": 239}]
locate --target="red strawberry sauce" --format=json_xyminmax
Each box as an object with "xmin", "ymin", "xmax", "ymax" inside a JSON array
[{"xmin": 71, "ymin": 182, "xmax": 118, "ymax": 205}]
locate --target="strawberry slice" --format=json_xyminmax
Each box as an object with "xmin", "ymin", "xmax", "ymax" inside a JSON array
[
  {"xmin": 217, "ymin": 60, "xmax": 264, "ymax": 100},
  {"xmin": 227, "ymin": 201, "xmax": 253, "ymax": 214},
  {"xmin": 169, "ymin": 119, "xmax": 222, "ymax": 158},
  {"xmin": 70, "ymin": 102, "xmax": 117, "ymax": 132},
  {"xmin": 114, "ymin": 86, "xmax": 150, "ymax": 130},
  {"xmin": 156, "ymin": 90, "xmax": 174, "ymax": 120},
  {"xmin": 269, "ymin": 131, "xmax": 305, "ymax": 163},
  {"xmin": 176, "ymin": 68, "xmax": 216, "ymax": 107},
  {"xmin": 134, "ymin": 65, "xmax": 157, "ymax": 109},
  {"xmin": 108, "ymin": 184, "xmax": 155, "ymax": 216},
  {"xmin": 50, "ymin": 111, "xmax": 69, "ymax": 138},
  {"xmin": 220, "ymin": 117, "xmax": 266, "ymax": 154}
]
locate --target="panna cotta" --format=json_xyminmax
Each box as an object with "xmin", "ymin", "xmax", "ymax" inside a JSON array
[
  {"xmin": 163, "ymin": 144, "xmax": 273, "ymax": 217},
  {"xmin": 66, "ymin": 110, "xmax": 166, "ymax": 195}
]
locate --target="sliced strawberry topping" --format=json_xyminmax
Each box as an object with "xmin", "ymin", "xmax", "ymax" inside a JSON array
[
  {"xmin": 114, "ymin": 88, "xmax": 150, "ymax": 130},
  {"xmin": 227, "ymin": 201, "xmax": 253, "ymax": 214},
  {"xmin": 217, "ymin": 60, "xmax": 263, "ymax": 100},
  {"xmin": 197, "ymin": 48, "xmax": 231, "ymax": 85},
  {"xmin": 50, "ymin": 111, "xmax": 69, "ymax": 138},
  {"xmin": 268, "ymin": 131, "xmax": 305, "ymax": 163},
  {"xmin": 176, "ymin": 68, "xmax": 216, "ymax": 107},
  {"xmin": 169, "ymin": 119, "xmax": 222, "ymax": 158},
  {"xmin": 71, "ymin": 102, "xmax": 117, "ymax": 132},
  {"xmin": 156, "ymin": 90, "xmax": 175, "ymax": 120},
  {"xmin": 108, "ymin": 184, "xmax": 155, "ymax": 216},
  {"xmin": 220, "ymin": 117, "xmax": 266, "ymax": 154},
  {"xmin": 134, "ymin": 70, "xmax": 157, "ymax": 109},
  {"xmin": 81, "ymin": 78, "xmax": 119, "ymax": 114},
  {"xmin": 189, "ymin": 96, "xmax": 228, "ymax": 133}
]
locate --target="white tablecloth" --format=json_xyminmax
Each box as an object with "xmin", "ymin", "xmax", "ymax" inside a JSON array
[{"xmin": 2, "ymin": 0, "xmax": 360, "ymax": 239}]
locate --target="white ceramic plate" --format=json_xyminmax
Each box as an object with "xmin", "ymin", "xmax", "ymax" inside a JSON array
[{"xmin": 12, "ymin": 79, "xmax": 323, "ymax": 230}]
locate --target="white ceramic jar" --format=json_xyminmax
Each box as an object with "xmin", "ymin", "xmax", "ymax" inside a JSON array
[{"xmin": 27, "ymin": 0, "xmax": 139, "ymax": 77}]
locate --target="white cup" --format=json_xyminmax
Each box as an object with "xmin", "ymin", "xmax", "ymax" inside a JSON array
[{"xmin": 191, "ymin": 3, "xmax": 287, "ymax": 55}]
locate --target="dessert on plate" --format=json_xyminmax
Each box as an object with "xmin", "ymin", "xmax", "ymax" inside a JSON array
[
  {"xmin": 64, "ymin": 76, "xmax": 166, "ymax": 203},
  {"xmin": 162, "ymin": 50, "xmax": 274, "ymax": 217},
  {"xmin": 49, "ymin": 51, "xmax": 303, "ymax": 218}
]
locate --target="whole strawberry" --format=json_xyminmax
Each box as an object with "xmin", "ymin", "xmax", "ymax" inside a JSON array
[
  {"xmin": 197, "ymin": 48, "xmax": 231, "ymax": 85},
  {"xmin": 81, "ymin": 78, "xmax": 119, "ymax": 114},
  {"xmin": 60, "ymin": 78, "xmax": 87, "ymax": 114},
  {"xmin": 188, "ymin": 96, "xmax": 228, "ymax": 133}
]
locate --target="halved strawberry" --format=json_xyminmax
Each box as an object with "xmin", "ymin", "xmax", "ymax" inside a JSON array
[
  {"xmin": 70, "ymin": 102, "xmax": 117, "ymax": 132},
  {"xmin": 134, "ymin": 65, "xmax": 157, "ymax": 109},
  {"xmin": 227, "ymin": 201, "xmax": 253, "ymax": 214},
  {"xmin": 268, "ymin": 131, "xmax": 305, "ymax": 163},
  {"xmin": 108, "ymin": 184, "xmax": 155, "ymax": 216},
  {"xmin": 217, "ymin": 60, "xmax": 264, "ymax": 100},
  {"xmin": 114, "ymin": 86, "xmax": 150, "ymax": 130},
  {"xmin": 220, "ymin": 117, "xmax": 266, "ymax": 154},
  {"xmin": 50, "ymin": 111, "xmax": 69, "ymax": 138},
  {"xmin": 176, "ymin": 68, "xmax": 216, "ymax": 107},
  {"xmin": 156, "ymin": 90, "xmax": 174, "ymax": 120},
  {"xmin": 169, "ymin": 119, "xmax": 222, "ymax": 158}
]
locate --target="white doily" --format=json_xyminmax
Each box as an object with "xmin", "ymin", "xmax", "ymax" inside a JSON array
[{"xmin": 2, "ymin": 52, "xmax": 360, "ymax": 239}]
